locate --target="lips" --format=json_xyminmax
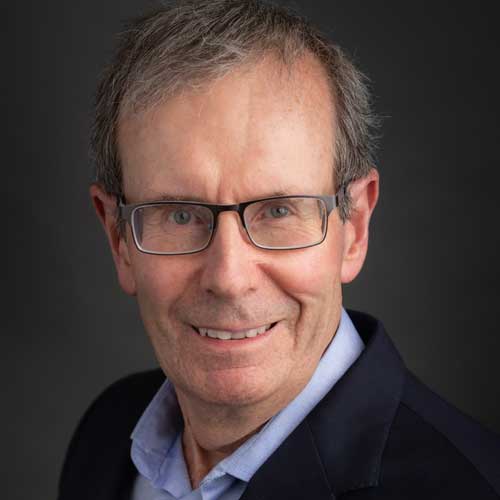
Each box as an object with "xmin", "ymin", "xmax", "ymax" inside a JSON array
[{"xmin": 192, "ymin": 323, "xmax": 277, "ymax": 340}]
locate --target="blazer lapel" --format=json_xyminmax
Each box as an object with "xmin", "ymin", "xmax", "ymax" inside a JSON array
[{"xmin": 308, "ymin": 311, "xmax": 406, "ymax": 496}]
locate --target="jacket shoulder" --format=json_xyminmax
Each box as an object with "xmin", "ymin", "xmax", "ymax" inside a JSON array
[
  {"xmin": 379, "ymin": 370, "xmax": 500, "ymax": 498},
  {"xmin": 58, "ymin": 369, "xmax": 165, "ymax": 500}
]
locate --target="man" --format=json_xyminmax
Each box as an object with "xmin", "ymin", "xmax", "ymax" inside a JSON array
[{"xmin": 58, "ymin": 1, "xmax": 500, "ymax": 499}]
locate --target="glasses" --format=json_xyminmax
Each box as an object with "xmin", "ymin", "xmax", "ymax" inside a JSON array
[{"xmin": 118, "ymin": 191, "xmax": 342, "ymax": 255}]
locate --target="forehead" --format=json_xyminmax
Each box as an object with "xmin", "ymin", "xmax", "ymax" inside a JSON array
[{"xmin": 117, "ymin": 54, "xmax": 336, "ymax": 202}]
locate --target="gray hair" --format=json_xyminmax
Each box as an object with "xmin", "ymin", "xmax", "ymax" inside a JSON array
[{"xmin": 92, "ymin": 0, "xmax": 380, "ymax": 221}]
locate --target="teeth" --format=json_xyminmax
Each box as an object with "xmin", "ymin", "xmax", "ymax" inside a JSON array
[
  {"xmin": 231, "ymin": 331, "xmax": 247, "ymax": 340},
  {"xmin": 197, "ymin": 324, "xmax": 272, "ymax": 340}
]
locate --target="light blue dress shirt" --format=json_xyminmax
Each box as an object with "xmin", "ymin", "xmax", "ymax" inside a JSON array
[{"xmin": 131, "ymin": 308, "xmax": 364, "ymax": 500}]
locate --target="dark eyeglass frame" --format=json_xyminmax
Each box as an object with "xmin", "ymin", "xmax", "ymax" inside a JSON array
[{"xmin": 118, "ymin": 190, "xmax": 343, "ymax": 255}]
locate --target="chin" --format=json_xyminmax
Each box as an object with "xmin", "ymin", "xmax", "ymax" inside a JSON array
[{"xmin": 195, "ymin": 369, "xmax": 279, "ymax": 408}]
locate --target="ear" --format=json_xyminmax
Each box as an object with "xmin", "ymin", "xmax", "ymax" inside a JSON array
[
  {"xmin": 340, "ymin": 168, "xmax": 379, "ymax": 284},
  {"xmin": 90, "ymin": 183, "xmax": 137, "ymax": 295}
]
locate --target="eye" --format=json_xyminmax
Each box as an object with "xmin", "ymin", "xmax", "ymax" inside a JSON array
[
  {"xmin": 268, "ymin": 205, "xmax": 290, "ymax": 218},
  {"xmin": 170, "ymin": 209, "xmax": 192, "ymax": 225}
]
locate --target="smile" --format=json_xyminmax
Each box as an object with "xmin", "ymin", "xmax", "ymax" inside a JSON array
[{"xmin": 192, "ymin": 323, "xmax": 276, "ymax": 340}]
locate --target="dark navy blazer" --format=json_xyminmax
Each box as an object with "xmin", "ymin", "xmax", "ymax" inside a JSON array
[{"xmin": 58, "ymin": 311, "xmax": 500, "ymax": 499}]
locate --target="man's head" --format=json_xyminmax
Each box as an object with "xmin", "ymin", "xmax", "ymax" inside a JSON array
[{"xmin": 91, "ymin": 0, "xmax": 379, "ymax": 417}]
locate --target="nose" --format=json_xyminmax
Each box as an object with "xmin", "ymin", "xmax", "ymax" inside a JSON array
[{"xmin": 198, "ymin": 211, "xmax": 259, "ymax": 299}]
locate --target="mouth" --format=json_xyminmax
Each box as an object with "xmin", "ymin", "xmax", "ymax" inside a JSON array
[{"xmin": 191, "ymin": 322, "xmax": 278, "ymax": 341}]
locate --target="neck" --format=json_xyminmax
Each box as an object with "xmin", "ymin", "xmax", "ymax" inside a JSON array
[{"xmin": 175, "ymin": 384, "xmax": 303, "ymax": 489}]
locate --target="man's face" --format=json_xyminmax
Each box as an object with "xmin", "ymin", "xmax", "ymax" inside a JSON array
[{"xmin": 113, "ymin": 56, "xmax": 358, "ymax": 410}]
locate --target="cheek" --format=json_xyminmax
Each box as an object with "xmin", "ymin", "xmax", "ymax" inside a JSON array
[
  {"xmin": 131, "ymin": 253, "xmax": 192, "ymax": 320},
  {"xmin": 265, "ymin": 233, "xmax": 344, "ymax": 303}
]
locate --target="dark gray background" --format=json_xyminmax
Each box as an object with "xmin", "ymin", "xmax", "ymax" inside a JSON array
[{"xmin": 5, "ymin": 1, "xmax": 500, "ymax": 499}]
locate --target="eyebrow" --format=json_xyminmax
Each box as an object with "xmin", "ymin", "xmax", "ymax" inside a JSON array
[{"xmin": 153, "ymin": 190, "xmax": 293, "ymax": 203}]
